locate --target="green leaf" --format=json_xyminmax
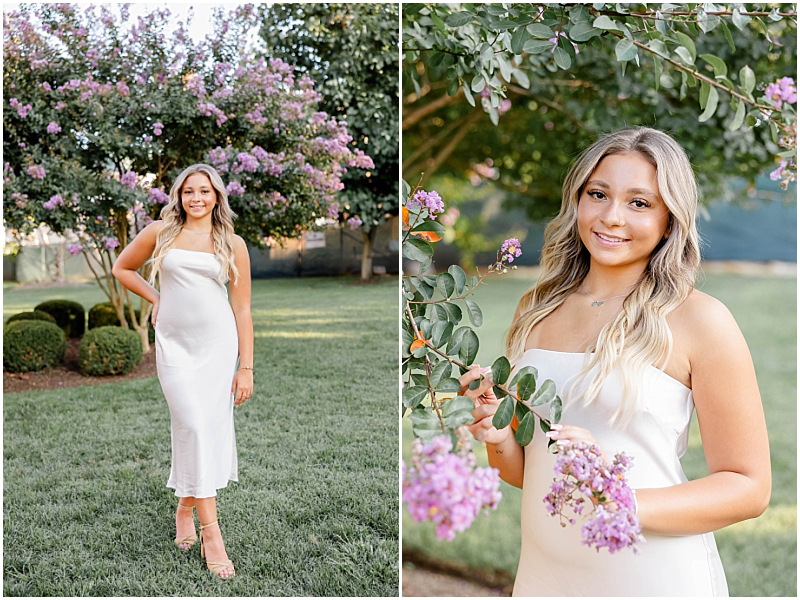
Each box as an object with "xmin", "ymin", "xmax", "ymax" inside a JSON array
[
  {"xmin": 697, "ymin": 8, "xmax": 720, "ymax": 33},
  {"xmin": 526, "ymin": 23, "xmax": 554, "ymax": 38},
  {"xmin": 462, "ymin": 82, "xmax": 476, "ymax": 107},
  {"xmin": 402, "ymin": 179, "xmax": 411, "ymax": 199},
  {"xmin": 490, "ymin": 356, "xmax": 511, "ymax": 386},
  {"xmin": 539, "ymin": 417, "xmax": 551, "ymax": 433},
  {"xmin": 444, "ymin": 395, "xmax": 475, "ymax": 428},
  {"xmin": 569, "ymin": 22, "xmax": 601, "ymax": 42},
  {"xmin": 592, "ymin": 15, "xmax": 619, "ymax": 30},
  {"xmin": 675, "ymin": 31, "xmax": 696, "ymax": 62},
  {"xmin": 728, "ymin": 100, "xmax": 746, "ymax": 131},
  {"xmin": 404, "ymin": 4, "xmax": 426, "ymax": 16},
  {"xmin": 458, "ymin": 329, "xmax": 479, "ymax": 365},
  {"xmin": 569, "ymin": 4, "xmax": 590, "ymax": 24},
  {"xmin": 510, "ymin": 25, "xmax": 531, "ymax": 54},
  {"xmin": 699, "ymin": 54, "xmax": 727, "ymax": 77},
  {"xmin": 523, "ymin": 39, "xmax": 554, "ymax": 54},
  {"xmin": 442, "ymin": 302, "xmax": 462, "ymax": 325},
  {"xmin": 446, "ymin": 326, "xmax": 468, "ymax": 354},
  {"xmin": 436, "ymin": 272, "xmax": 456, "ymax": 299},
  {"xmin": 402, "ymin": 385, "xmax": 429, "ymax": 409},
  {"xmin": 447, "ymin": 76, "xmax": 459, "ymax": 97},
  {"xmin": 493, "ymin": 385, "xmax": 509, "ymax": 399},
  {"xmin": 769, "ymin": 121, "xmax": 780, "ymax": 144},
  {"xmin": 411, "ymin": 220, "xmax": 445, "ymax": 239},
  {"xmin": 492, "ymin": 396, "xmax": 515, "ymax": 430},
  {"xmin": 489, "ymin": 19, "xmax": 520, "ymax": 31},
  {"xmin": 739, "ymin": 65, "xmax": 755, "ymax": 94},
  {"xmin": 464, "ymin": 299, "xmax": 483, "ymax": 327},
  {"xmin": 471, "ymin": 74, "xmax": 486, "ymax": 94},
  {"xmin": 410, "ymin": 407, "xmax": 441, "ymax": 440},
  {"xmin": 512, "ymin": 68, "xmax": 530, "ymax": 88},
  {"xmin": 731, "ymin": 8, "xmax": 751, "ymax": 31},
  {"xmin": 675, "ymin": 46, "xmax": 694, "ymax": 66},
  {"xmin": 429, "ymin": 52, "xmax": 446, "ymax": 68},
  {"xmin": 416, "ymin": 279, "xmax": 434, "ymax": 300},
  {"xmin": 699, "ymin": 81, "xmax": 710, "ymax": 109},
  {"xmin": 402, "ymin": 327, "xmax": 414, "ymax": 357},
  {"xmin": 514, "ymin": 397, "xmax": 530, "ymax": 423},
  {"xmin": 445, "ymin": 11, "xmax": 474, "ymax": 27},
  {"xmin": 531, "ymin": 379, "xmax": 556, "ymax": 406},
  {"xmin": 553, "ymin": 46, "xmax": 571, "ymax": 70},
  {"xmin": 716, "ymin": 19, "xmax": 735, "ymax": 52},
  {"xmin": 436, "ymin": 377, "xmax": 463, "ymax": 393},
  {"xmin": 648, "ymin": 39, "xmax": 668, "ymax": 57},
  {"xmin": 549, "ymin": 395, "xmax": 563, "ymax": 424},
  {"xmin": 403, "ymin": 238, "xmax": 432, "ymax": 262},
  {"xmin": 655, "ymin": 11, "xmax": 667, "ymax": 36},
  {"xmin": 509, "ymin": 365, "xmax": 538, "ymax": 390},
  {"xmin": 614, "ymin": 38, "xmax": 637, "ymax": 62},
  {"xmin": 653, "ymin": 55, "xmax": 662, "ymax": 91},
  {"xmin": 515, "ymin": 411, "xmax": 536, "ymax": 446},
  {"xmin": 430, "ymin": 319, "xmax": 454, "ymax": 348},
  {"xmin": 516, "ymin": 373, "xmax": 537, "ymax": 402},
  {"xmin": 429, "ymin": 360, "xmax": 452, "ymax": 388},
  {"xmin": 448, "ymin": 264, "xmax": 467, "ymax": 294}
]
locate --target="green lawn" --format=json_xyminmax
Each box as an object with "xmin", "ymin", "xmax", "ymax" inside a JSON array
[
  {"xmin": 403, "ymin": 271, "xmax": 796, "ymax": 597},
  {"xmin": 4, "ymin": 276, "xmax": 399, "ymax": 596}
]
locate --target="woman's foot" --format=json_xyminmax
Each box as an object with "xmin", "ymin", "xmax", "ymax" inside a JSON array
[
  {"xmin": 200, "ymin": 521, "xmax": 235, "ymax": 579},
  {"xmin": 174, "ymin": 502, "xmax": 197, "ymax": 550}
]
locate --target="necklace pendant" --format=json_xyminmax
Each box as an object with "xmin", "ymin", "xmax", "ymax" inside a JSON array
[{"xmin": 591, "ymin": 300, "xmax": 604, "ymax": 307}]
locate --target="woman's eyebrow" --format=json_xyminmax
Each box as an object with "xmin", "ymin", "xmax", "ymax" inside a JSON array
[{"xmin": 585, "ymin": 179, "xmax": 658, "ymax": 199}]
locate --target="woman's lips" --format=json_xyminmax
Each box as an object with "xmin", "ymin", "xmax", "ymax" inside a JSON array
[{"xmin": 593, "ymin": 231, "xmax": 630, "ymax": 247}]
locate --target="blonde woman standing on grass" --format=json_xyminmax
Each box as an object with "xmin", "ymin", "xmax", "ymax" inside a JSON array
[
  {"xmin": 462, "ymin": 127, "xmax": 770, "ymax": 596},
  {"xmin": 113, "ymin": 163, "xmax": 253, "ymax": 580}
]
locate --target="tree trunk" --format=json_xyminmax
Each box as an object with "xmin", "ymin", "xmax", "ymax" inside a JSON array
[{"xmin": 361, "ymin": 227, "xmax": 377, "ymax": 281}]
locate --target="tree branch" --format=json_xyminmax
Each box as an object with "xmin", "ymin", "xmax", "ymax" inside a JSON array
[{"xmin": 403, "ymin": 87, "xmax": 463, "ymax": 130}]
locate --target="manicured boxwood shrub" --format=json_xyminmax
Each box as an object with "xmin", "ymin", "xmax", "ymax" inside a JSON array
[
  {"xmin": 3, "ymin": 320, "xmax": 67, "ymax": 373},
  {"xmin": 88, "ymin": 302, "xmax": 154, "ymax": 343},
  {"xmin": 78, "ymin": 326, "xmax": 143, "ymax": 376},
  {"xmin": 34, "ymin": 299, "xmax": 85, "ymax": 338},
  {"xmin": 5, "ymin": 310, "xmax": 58, "ymax": 326}
]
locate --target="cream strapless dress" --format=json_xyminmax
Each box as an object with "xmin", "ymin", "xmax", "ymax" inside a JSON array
[{"xmin": 512, "ymin": 348, "xmax": 728, "ymax": 597}]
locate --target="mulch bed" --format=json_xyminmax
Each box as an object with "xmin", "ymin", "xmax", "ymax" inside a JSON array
[{"xmin": 3, "ymin": 337, "xmax": 158, "ymax": 394}]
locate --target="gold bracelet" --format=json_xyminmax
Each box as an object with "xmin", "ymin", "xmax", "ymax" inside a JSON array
[{"xmin": 238, "ymin": 366, "xmax": 253, "ymax": 371}]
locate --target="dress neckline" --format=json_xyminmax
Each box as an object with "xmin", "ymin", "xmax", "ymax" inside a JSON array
[
  {"xmin": 520, "ymin": 347, "xmax": 691, "ymax": 392},
  {"xmin": 168, "ymin": 247, "xmax": 216, "ymax": 256}
]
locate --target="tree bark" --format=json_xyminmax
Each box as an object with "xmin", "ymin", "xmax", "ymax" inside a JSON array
[{"xmin": 361, "ymin": 227, "xmax": 378, "ymax": 281}]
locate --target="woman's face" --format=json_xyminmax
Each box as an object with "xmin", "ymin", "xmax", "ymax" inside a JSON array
[
  {"xmin": 181, "ymin": 173, "xmax": 217, "ymax": 221},
  {"xmin": 577, "ymin": 152, "xmax": 670, "ymax": 272}
]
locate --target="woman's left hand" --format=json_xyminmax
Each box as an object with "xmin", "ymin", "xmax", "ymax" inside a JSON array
[
  {"xmin": 232, "ymin": 369, "xmax": 254, "ymax": 406},
  {"xmin": 545, "ymin": 424, "xmax": 610, "ymax": 465}
]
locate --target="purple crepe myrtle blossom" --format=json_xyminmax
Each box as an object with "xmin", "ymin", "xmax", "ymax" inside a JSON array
[
  {"xmin": 12, "ymin": 192, "xmax": 28, "ymax": 208},
  {"xmin": 153, "ymin": 122, "xmax": 164, "ymax": 136},
  {"xmin": 543, "ymin": 442, "xmax": 644, "ymax": 554},
  {"xmin": 47, "ymin": 121, "xmax": 62, "ymax": 134},
  {"xmin": 226, "ymin": 180, "xmax": 245, "ymax": 196},
  {"xmin": 764, "ymin": 77, "xmax": 797, "ymax": 110},
  {"xmin": 27, "ymin": 165, "xmax": 46, "ymax": 179},
  {"xmin": 43, "ymin": 194, "xmax": 64, "ymax": 210},
  {"xmin": 327, "ymin": 202, "xmax": 340, "ymax": 219},
  {"xmin": 148, "ymin": 187, "xmax": 170, "ymax": 204},
  {"xmin": 402, "ymin": 435, "xmax": 502, "ymax": 541},
  {"xmin": 120, "ymin": 171, "xmax": 138, "ymax": 190},
  {"xmin": 500, "ymin": 238, "xmax": 522, "ymax": 263},
  {"xmin": 346, "ymin": 216, "xmax": 362, "ymax": 229},
  {"xmin": 102, "ymin": 236, "xmax": 120, "ymax": 251},
  {"xmin": 406, "ymin": 189, "xmax": 444, "ymax": 217},
  {"xmin": 67, "ymin": 243, "xmax": 83, "ymax": 255}
]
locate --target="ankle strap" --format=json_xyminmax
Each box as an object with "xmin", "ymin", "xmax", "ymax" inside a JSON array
[{"xmin": 200, "ymin": 520, "xmax": 219, "ymax": 530}]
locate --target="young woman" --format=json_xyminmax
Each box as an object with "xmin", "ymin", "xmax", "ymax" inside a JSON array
[
  {"xmin": 112, "ymin": 164, "xmax": 253, "ymax": 580},
  {"xmin": 462, "ymin": 128, "xmax": 770, "ymax": 596}
]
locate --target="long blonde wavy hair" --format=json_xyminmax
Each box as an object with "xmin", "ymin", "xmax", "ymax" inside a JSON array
[
  {"xmin": 506, "ymin": 127, "xmax": 701, "ymax": 425},
  {"xmin": 148, "ymin": 164, "xmax": 240, "ymax": 286}
]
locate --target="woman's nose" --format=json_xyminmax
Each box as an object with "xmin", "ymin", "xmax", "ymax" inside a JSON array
[{"xmin": 600, "ymin": 199, "xmax": 625, "ymax": 226}]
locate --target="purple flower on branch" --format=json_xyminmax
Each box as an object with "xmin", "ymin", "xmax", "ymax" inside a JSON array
[
  {"xmin": 148, "ymin": 187, "xmax": 170, "ymax": 204},
  {"xmin": 27, "ymin": 165, "xmax": 46, "ymax": 179},
  {"xmin": 47, "ymin": 121, "xmax": 62, "ymax": 134},
  {"xmin": 67, "ymin": 243, "xmax": 83, "ymax": 255},
  {"xmin": 120, "ymin": 171, "xmax": 138, "ymax": 189},
  {"xmin": 226, "ymin": 180, "xmax": 245, "ymax": 196},
  {"xmin": 43, "ymin": 194, "xmax": 65, "ymax": 210},
  {"xmin": 500, "ymin": 238, "xmax": 522, "ymax": 263},
  {"xmin": 346, "ymin": 216, "xmax": 362, "ymax": 229},
  {"xmin": 406, "ymin": 189, "xmax": 444, "ymax": 218},
  {"xmin": 764, "ymin": 77, "xmax": 797, "ymax": 110},
  {"xmin": 101, "ymin": 236, "xmax": 120, "ymax": 251},
  {"xmin": 153, "ymin": 122, "xmax": 164, "ymax": 136}
]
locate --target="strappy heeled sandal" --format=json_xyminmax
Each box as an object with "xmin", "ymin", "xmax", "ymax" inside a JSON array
[
  {"xmin": 174, "ymin": 502, "xmax": 198, "ymax": 550},
  {"xmin": 200, "ymin": 520, "xmax": 235, "ymax": 579}
]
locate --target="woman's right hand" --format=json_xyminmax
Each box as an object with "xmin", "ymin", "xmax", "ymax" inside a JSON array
[
  {"xmin": 151, "ymin": 297, "xmax": 160, "ymax": 327},
  {"xmin": 460, "ymin": 366, "xmax": 514, "ymax": 445}
]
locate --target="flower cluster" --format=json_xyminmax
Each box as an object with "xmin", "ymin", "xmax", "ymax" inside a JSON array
[
  {"xmin": 543, "ymin": 442, "xmax": 644, "ymax": 554},
  {"xmin": 500, "ymin": 238, "xmax": 522, "ymax": 263},
  {"xmin": 765, "ymin": 77, "xmax": 797, "ymax": 110},
  {"xmin": 47, "ymin": 121, "xmax": 62, "ymax": 134},
  {"xmin": 67, "ymin": 243, "xmax": 83, "ymax": 255},
  {"xmin": 346, "ymin": 216, "xmax": 363, "ymax": 229},
  {"xmin": 402, "ymin": 435, "xmax": 502, "ymax": 541},
  {"xmin": 406, "ymin": 189, "xmax": 444, "ymax": 217},
  {"xmin": 153, "ymin": 122, "xmax": 164, "ymax": 136},
  {"xmin": 27, "ymin": 165, "xmax": 46, "ymax": 179},
  {"xmin": 148, "ymin": 188, "xmax": 170, "ymax": 204},
  {"xmin": 43, "ymin": 194, "xmax": 64, "ymax": 210},
  {"xmin": 119, "ymin": 171, "xmax": 138, "ymax": 190}
]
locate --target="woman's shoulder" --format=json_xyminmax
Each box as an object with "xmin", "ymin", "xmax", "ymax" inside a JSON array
[
  {"xmin": 231, "ymin": 234, "xmax": 247, "ymax": 251},
  {"xmin": 672, "ymin": 288, "xmax": 743, "ymax": 351}
]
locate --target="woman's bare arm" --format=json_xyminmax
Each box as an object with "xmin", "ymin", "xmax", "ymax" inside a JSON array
[
  {"xmin": 228, "ymin": 235, "xmax": 254, "ymax": 405},
  {"xmin": 111, "ymin": 221, "xmax": 162, "ymax": 306}
]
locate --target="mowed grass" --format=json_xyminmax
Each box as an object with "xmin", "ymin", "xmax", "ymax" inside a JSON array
[
  {"xmin": 4, "ymin": 276, "xmax": 399, "ymax": 596},
  {"xmin": 402, "ymin": 271, "xmax": 796, "ymax": 597}
]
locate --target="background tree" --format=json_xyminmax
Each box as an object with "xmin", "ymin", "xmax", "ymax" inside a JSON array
[
  {"xmin": 260, "ymin": 3, "xmax": 400, "ymax": 280},
  {"xmin": 3, "ymin": 4, "xmax": 373, "ymax": 350},
  {"xmin": 402, "ymin": 3, "xmax": 796, "ymax": 220}
]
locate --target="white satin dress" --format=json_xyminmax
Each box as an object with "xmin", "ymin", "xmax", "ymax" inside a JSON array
[
  {"xmin": 155, "ymin": 248, "xmax": 239, "ymax": 498},
  {"xmin": 512, "ymin": 348, "xmax": 728, "ymax": 597}
]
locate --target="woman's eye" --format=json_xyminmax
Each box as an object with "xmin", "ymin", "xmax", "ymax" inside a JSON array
[
  {"xmin": 588, "ymin": 190, "xmax": 605, "ymax": 200},
  {"xmin": 631, "ymin": 199, "xmax": 650, "ymax": 208}
]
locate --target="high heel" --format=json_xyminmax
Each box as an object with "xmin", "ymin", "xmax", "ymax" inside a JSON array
[
  {"xmin": 200, "ymin": 520, "xmax": 235, "ymax": 579},
  {"xmin": 174, "ymin": 502, "xmax": 198, "ymax": 550}
]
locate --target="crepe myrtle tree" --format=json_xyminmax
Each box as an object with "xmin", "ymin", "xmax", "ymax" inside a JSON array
[
  {"xmin": 3, "ymin": 4, "xmax": 373, "ymax": 351},
  {"xmin": 402, "ymin": 3, "xmax": 796, "ymax": 218}
]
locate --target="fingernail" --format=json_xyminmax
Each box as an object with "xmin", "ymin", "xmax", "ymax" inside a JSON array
[
  {"xmin": 545, "ymin": 431, "xmax": 557, "ymax": 438},
  {"xmin": 481, "ymin": 366, "xmax": 492, "ymax": 373},
  {"xmin": 551, "ymin": 424, "xmax": 563, "ymax": 430},
  {"xmin": 556, "ymin": 439, "xmax": 571, "ymax": 446}
]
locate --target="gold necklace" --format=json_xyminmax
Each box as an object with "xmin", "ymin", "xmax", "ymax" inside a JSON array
[{"xmin": 581, "ymin": 281, "xmax": 631, "ymax": 307}]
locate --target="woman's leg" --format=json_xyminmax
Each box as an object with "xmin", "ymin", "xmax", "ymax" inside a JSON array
[
  {"xmin": 196, "ymin": 496, "xmax": 234, "ymax": 578},
  {"xmin": 175, "ymin": 496, "xmax": 196, "ymax": 549}
]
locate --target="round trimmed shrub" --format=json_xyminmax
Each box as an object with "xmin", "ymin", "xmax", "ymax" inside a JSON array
[
  {"xmin": 79, "ymin": 326, "xmax": 143, "ymax": 376},
  {"xmin": 34, "ymin": 299, "xmax": 85, "ymax": 338},
  {"xmin": 89, "ymin": 302, "xmax": 155, "ymax": 343},
  {"xmin": 6, "ymin": 310, "xmax": 58, "ymax": 326},
  {"xmin": 3, "ymin": 320, "xmax": 67, "ymax": 373}
]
